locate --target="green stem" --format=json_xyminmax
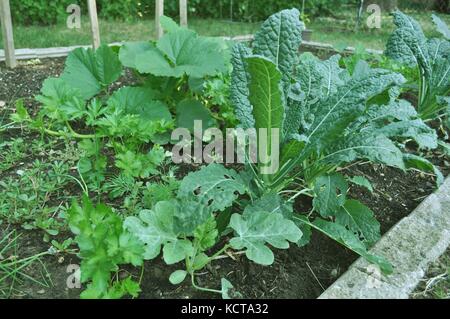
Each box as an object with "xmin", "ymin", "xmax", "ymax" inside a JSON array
[
  {"xmin": 0, "ymin": 122, "xmax": 16, "ymax": 131},
  {"xmin": 286, "ymin": 188, "xmax": 313, "ymax": 203},
  {"xmin": 42, "ymin": 127, "xmax": 97, "ymax": 140},
  {"xmin": 209, "ymin": 244, "xmax": 231, "ymax": 261},
  {"xmin": 65, "ymin": 121, "xmax": 98, "ymax": 139},
  {"xmin": 190, "ymin": 273, "xmax": 222, "ymax": 295}
]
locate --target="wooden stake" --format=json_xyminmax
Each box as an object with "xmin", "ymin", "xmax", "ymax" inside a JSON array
[
  {"xmin": 0, "ymin": 0, "xmax": 16, "ymax": 68},
  {"xmin": 180, "ymin": 0, "xmax": 188, "ymax": 27},
  {"xmin": 155, "ymin": 0, "xmax": 164, "ymax": 39},
  {"xmin": 87, "ymin": 0, "xmax": 100, "ymax": 49}
]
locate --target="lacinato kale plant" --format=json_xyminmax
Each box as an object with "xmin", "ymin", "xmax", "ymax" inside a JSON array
[
  {"xmin": 386, "ymin": 11, "xmax": 450, "ymax": 122},
  {"xmin": 229, "ymin": 8, "xmax": 441, "ymax": 272}
]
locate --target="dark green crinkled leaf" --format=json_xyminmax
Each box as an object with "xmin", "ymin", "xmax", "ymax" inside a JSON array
[
  {"xmin": 385, "ymin": 11, "xmax": 428, "ymax": 69},
  {"xmin": 386, "ymin": 27, "xmax": 430, "ymax": 71},
  {"xmin": 253, "ymin": 8, "xmax": 304, "ymax": 95},
  {"xmin": 432, "ymin": 14, "xmax": 450, "ymax": 40},
  {"xmin": 374, "ymin": 119, "xmax": 438, "ymax": 149},
  {"xmin": 295, "ymin": 54, "xmax": 344, "ymax": 105},
  {"xmin": 324, "ymin": 133, "xmax": 405, "ymax": 170},
  {"xmin": 230, "ymin": 43, "xmax": 254, "ymax": 129},
  {"xmin": 386, "ymin": 11, "xmax": 449, "ymax": 121},
  {"xmin": 302, "ymin": 69, "xmax": 405, "ymax": 157},
  {"xmin": 365, "ymin": 99, "xmax": 418, "ymax": 122}
]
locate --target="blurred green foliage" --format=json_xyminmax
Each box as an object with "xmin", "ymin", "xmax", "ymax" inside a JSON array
[{"xmin": 9, "ymin": 0, "xmax": 448, "ymax": 26}]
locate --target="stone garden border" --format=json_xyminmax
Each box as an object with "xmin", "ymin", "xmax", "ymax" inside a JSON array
[{"xmin": 319, "ymin": 176, "xmax": 450, "ymax": 299}]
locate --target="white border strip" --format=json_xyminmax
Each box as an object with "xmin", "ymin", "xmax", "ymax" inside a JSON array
[{"xmin": 0, "ymin": 36, "xmax": 383, "ymax": 62}]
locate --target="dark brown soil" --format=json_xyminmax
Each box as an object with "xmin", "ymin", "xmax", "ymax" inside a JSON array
[
  {"xmin": 0, "ymin": 59, "xmax": 65, "ymax": 113},
  {"xmin": 0, "ymin": 58, "xmax": 448, "ymax": 299}
]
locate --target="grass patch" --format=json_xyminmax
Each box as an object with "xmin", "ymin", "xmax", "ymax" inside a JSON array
[
  {"xmin": 0, "ymin": 18, "xmax": 261, "ymax": 49},
  {"xmin": 309, "ymin": 10, "xmax": 450, "ymax": 50},
  {"xmin": 412, "ymin": 248, "xmax": 450, "ymax": 299},
  {"xmin": 0, "ymin": 10, "xmax": 449, "ymax": 51},
  {"xmin": 0, "ymin": 230, "xmax": 52, "ymax": 298}
]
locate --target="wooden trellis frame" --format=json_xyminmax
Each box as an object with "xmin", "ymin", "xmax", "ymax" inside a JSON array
[
  {"xmin": 1, "ymin": 0, "xmax": 188, "ymax": 68},
  {"xmin": 87, "ymin": 0, "xmax": 101, "ymax": 49},
  {"xmin": 0, "ymin": 0, "xmax": 16, "ymax": 68},
  {"xmin": 156, "ymin": 0, "xmax": 188, "ymax": 39}
]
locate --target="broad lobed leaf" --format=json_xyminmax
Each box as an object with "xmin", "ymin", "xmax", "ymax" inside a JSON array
[{"xmin": 229, "ymin": 212, "xmax": 302, "ymax": 265}]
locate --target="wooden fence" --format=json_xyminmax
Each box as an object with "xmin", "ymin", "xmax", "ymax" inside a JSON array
[{"xmin": 0, "ymin": 0, "xmax": 187, "ymax": 68}]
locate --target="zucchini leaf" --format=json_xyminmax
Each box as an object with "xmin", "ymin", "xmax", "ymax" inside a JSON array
[{"xmin": 61, "ymin": 45, "xmax": 122, "ymax": 100}]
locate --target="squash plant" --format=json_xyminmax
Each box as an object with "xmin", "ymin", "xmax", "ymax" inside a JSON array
[
  {"xmin": 386, "ymin": 11, "xmax": 450, "ymax": 122},
  {"xmin": 119, "ymin": 16, "xmax": 230, "ymax": 132}
]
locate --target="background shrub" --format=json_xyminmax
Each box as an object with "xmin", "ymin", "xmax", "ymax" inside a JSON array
[
  {"xmin": 10, "ymin": 0, "xmax": 75, "ymax": 25},
  {"xmin": 9, "ymin": 0, "xmax": 449, "ymax": 26}
]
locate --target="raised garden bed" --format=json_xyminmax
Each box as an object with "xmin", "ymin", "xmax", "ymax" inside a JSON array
[{"xmin": 1, "ymin": 60, "xmax": 448, "ymax": 299}]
